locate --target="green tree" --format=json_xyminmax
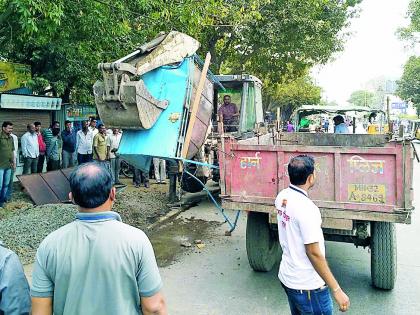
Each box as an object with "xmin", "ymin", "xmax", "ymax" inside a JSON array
[
  {"xmin": 0, "ymin": 0, "xmax": 361, "ymax": 104},
  {"xmin": 348, "ymin": 90, "xmax": 375, "ymax": 107},
  {"xmin": 265, "ymin": 74, "xmax": 321, "ymax": 120},
  {"xmin": 397, "ymin": 56, "xmax": 420, "ymax": 117},
  {"xmin": 398, "ymin": 0, "xmax": 420, "ymax": 45}
]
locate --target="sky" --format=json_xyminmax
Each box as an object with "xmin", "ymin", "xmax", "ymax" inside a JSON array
[{"xmin": 313, "ymin": 0, "xmax": 418, "ymax": 105}]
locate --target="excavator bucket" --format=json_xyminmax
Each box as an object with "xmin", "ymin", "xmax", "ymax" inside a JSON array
[{"xmin": 94, "ymin": 31, "xmax": 200, "ymax": 130}]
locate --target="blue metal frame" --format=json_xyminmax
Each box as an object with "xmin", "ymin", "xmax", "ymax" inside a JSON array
[{"xmin": 184, "ymin": 169, "xmax": 240, "ymax": 233}]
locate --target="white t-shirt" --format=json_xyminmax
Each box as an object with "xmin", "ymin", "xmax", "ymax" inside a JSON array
[
  {"xmin": 275, "ymin": 184, "xmax": 325, "ymax": 290},
  {"xmin": 106, "ymin": 133, "xmax": 122, "ymax": 159}
]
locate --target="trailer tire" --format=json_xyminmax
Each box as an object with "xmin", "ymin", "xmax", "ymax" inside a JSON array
[
  {"xmin": 246, "ymin": 212, "xmax": 280, "ymax": 272},
  {"xmin": 371, "ymin": 222, "xmax": 397, "ymax": 290}
]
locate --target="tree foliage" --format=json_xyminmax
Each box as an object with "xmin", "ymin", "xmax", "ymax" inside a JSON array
[
  {"xmin": 348, "ymin": 90, "xmax": 375, "ymax": 107},
  {"xmin": 0, "ymin": 0, "xmax": 361, "ymax": 105},
  {"xmin": 398, "ymin": 0, "xmax": 420, "ymax": 45},
  {"xmin": 397, "ymin": 56, "xmax": 420, "ymax": 117},
  {"xmin": 264, "ymin": 74, "xmax": 321, "ymax": 120}
]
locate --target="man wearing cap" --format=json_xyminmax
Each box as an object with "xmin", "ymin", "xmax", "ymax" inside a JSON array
[
  {"xmin": 276, "ymin": 155, "xmax": 350, "ymax": 314},
  {"xmin": 31, "ymin": 162, "xmax": 167, "ymax": 315}
]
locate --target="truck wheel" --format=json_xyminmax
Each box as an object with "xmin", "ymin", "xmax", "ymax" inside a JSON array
[
  {"xmin": 371, "ymin": 222, "xmax": 397, "ymax": 290},
  {"xmin": 246, "ymin": 212, "xmax": 280, "ymax": 272}
]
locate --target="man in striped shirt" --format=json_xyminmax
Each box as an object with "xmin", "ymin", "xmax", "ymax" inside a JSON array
[{"xmin": 42, "ymin": 121, "xmax": 60, "ymax": 161}]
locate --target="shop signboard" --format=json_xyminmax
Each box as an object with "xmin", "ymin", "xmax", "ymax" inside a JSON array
[
  {"xmin": 65, "ymin": 105, "xmax": 97, "ymax": 121},
  {"xmin": 0, "ymin": 62, "xmax": 31, "ymax": 92}
]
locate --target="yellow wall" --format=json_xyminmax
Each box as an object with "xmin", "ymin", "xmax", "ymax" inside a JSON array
[{"xmin": 0, "ymin": 62, "xmax": 31, "ymax": 92}]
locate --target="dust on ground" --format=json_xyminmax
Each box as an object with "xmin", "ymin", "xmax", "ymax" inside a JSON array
[{"xmin": 0, "ymin": 178, "xmax": 172, "ymax": 264}]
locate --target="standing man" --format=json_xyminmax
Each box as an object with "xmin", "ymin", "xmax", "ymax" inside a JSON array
[
  {"xmin": 35, "ymin": 122, "xmax": 47, "ymax": 173},
  {"xmin": 153, "ymin": 158, "xmax": 166, "ymax": 184},
  {"xmin": 0, "ymin": 242, "xmax": 31, "ymax": 314},
  {"xmin": 107, "ymin": 128, "xmax": 122, "ymax": 184},
  {"xmin": 323, "ymin": 119, "xmax": 330, "ymax": 133},
  {"xmin": 46, "ymin": 128, "xmax": 61, "ymax": 171},
  {"xmin": 42, "ymin": 121, "xmax": 60, "ymax": 158},
  {"xmin": 31, "ymin": 162, "xmax": 167, "ymax": 315},
  {"xmin": 61, "ymin": 120, "xmax": 77, "ymax": 168},
  {"xmin": 93, "ymin": 124, "xmax": 108, "ymax": 162},
  {"xmin": 21, "ymin": 123, "xmax": 40, "ymax": 175},
  {"xmin": 286, "ymin": 121, "xmax": 295, "ymax": 132},
  {"xmin": 89, "ymin": 118, "xmax": 99, "ymax": 137},
  {"xmin": 218, "ymin": 95, "xmax": 239, "ymax": 132},
  {"xmin": 276, "ymin": 155, "xmax": 350, "ymax": 314},
  {"xmin": 5, "ymin": 131, "xmax": 18, "ymax": 202},
  {"xmin": 0, "ymin": 121, "xmax": 14, "ymax": 208},
  {"xmin": 76, "ymin": 121, "xmax": 93, "ymax": 165}
]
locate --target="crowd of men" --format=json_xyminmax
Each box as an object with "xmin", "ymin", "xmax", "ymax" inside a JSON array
[{"xmin": 0, "ymin": 119, "xmax": 123, "ymax": 207}]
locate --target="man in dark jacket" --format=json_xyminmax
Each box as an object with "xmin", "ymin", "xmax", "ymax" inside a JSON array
[{"xmin": 61, "ymin": 120, "xmax": 77, "ymax": 168}]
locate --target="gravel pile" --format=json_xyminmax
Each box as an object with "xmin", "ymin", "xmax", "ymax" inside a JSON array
[
  {"xmin": 0, "ymin": 204, "xmax": 77, "ymax": 264},
  {"xmin": 0, "ymin": 182, "xmax": 170, "ymax": 265}
]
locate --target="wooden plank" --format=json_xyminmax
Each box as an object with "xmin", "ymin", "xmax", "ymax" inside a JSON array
[
  {"xmin": 221, "ymin": 201, "xmax": 412, "ymax": 224},
  {"xmin": 181, "ymin": 52, "xmax": 211, "ymax": 158},
  {"xmin": 269, "ymin": 213, "xmax": 353, "ymax": 230},
  {"xmin": 321, "ymin": 218, "xmax": 353, "ymax": 230}
]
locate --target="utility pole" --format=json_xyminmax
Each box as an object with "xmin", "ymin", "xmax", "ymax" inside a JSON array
[{"xmin": 386, "ymin": 96, "xmax": 392, "ymax": 134}]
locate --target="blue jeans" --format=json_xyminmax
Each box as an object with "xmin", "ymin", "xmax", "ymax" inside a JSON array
[
  {"xmin": 282, "ymin": 284, "xmax": 333, "ymax": 315},
  {"xmin": 5, "ymin": 168, "xmax": 14, "ymax": 202},
  {"xmin": 0, "ymin": 168, "xmax": 12, "ymax": 206}
]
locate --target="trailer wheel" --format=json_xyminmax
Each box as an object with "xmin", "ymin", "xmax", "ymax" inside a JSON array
[
  {"xmin": 246, "ymin": 212, "xmax": 280, "ymax": 272},
  {"xmin": 371, "ymin": 222, "xmax": 397, "ymax": 290}
]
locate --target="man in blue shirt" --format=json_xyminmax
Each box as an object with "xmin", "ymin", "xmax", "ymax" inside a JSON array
[
  {"xmin": 61, "ymin": 120, "xmax": 77, "ymax": 168},
  {"xmin": 333, "ymin": 115, "xmax": 350, "ymax": 134},
  {"xmin": 0, "ymin": 242, "xmax": 31, "ymax": 314}
]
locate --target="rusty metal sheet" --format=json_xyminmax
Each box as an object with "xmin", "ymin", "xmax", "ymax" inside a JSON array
[
  {"xmin": 61, "ymin": 167, "xmax": 75, "ymax": 180},
  {"xmin": 18, "ymin": 168, "xmax": 75, "ymax": 205},
  {"xmin": 18, "ymin": 174, "xmax": 61, "ymax": 205},
  {"xmin": 40, "ymin": 171, "xmax": 71, "ymax": 202}
]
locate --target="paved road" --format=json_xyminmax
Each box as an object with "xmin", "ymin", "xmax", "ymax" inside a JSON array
[
  {"xmin": 23, "ymin": 144, "xmax": 419, "ymax": 314},
  {"xmin": 158, "ymin": 147, "xmax": 420, "ymax": 315}
]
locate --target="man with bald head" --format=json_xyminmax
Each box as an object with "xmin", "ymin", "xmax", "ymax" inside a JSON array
[
  {"xmin": 31, "ymin": 162, "xmax": 167, "ymax": 315},
  {"xmin": 21, "ymin": 123, "xmax": 40, "ymax": 174}
]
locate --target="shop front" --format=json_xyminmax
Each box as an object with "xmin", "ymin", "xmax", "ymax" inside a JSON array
[{"xmin": 0, "ymin": 93, "xmax": 62, "ymax": 176}]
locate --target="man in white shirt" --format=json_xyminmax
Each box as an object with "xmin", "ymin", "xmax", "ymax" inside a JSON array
[
  {"xmin": 89, "ymin": 119, "xmax": 99, "ymax": 137},
  {"xmin": 21, "ymin": 123, "xmax": 40, "ymax": 174},
  {"xmin": 76, "ymin": 121, "xmax": 93, "ymax": 165},
  {"xmin": 106, "ymin": 128, "xmax": 122, "ymax": 185},
  {"xmin": 275, "ymin": 155, "xmax": 350, "ymax": 314}
]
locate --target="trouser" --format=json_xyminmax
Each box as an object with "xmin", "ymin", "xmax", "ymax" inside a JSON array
[
  {"xmin": 47, "ymin": 159, "xmax": 61, "ymax": 171},
  {"xmin": 110, "ymin": 157, "xmax": 120, "ymax": 184},
  {"xmin": 5, "ymin": 168, "xmax": 14, "ymax": 202},
  {"xmin": 0, "ymin": 168, "xmax": 12, "ymax": 206},
  {"xmin": 37, "ymin": 154, "xmax": 46, "ymax": 173},
  {"xmin": 282, "ymin": 283, "xmax": 333, "ymax": 315},
  {"xmin": 23, "ymin": 157, "xmax": 39, "ymax": 175},
  {"xmin": 62, "ymin": 150, "xmax": 76, "ymax": 168},
  {"xmin": 133, "ymin": 168, "xmax": 149, "ymax": 186},
  {"xmin": 77, "ymin": 153, "xmax": 93, "ymax": 165},
  {"xmin": 153, "ymin": 158, "xmax": 166, "ymax": 182},
  {"xmin": 167, "ymin": 159, "xmax": 179, "ymax": 202}
]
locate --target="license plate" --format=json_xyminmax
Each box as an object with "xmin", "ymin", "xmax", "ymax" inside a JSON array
[{"xmin": 347, "ymin": 184, "xmax": 386, "ymax": 204}]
